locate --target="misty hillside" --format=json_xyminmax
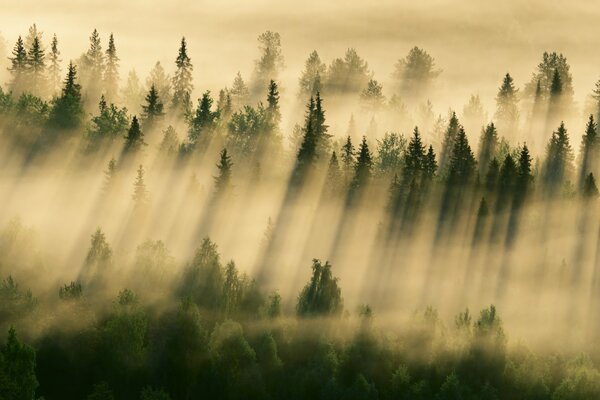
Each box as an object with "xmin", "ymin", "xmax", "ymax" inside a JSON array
[{"xmin": 1, "ymin": 13, "xmax": 600, "ymax": 400}]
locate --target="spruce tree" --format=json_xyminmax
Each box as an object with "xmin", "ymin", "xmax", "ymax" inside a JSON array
[
  {"xmin": 82, "ymin": 29, "xmax": 104, "ymax": 104},
  {"xmin": 325, "ymin": 151, "xmax": 343, "ymax": 195},
  {"xmin": 8, "ymin": 36, "xmax": 27, "ymax": 95},
  {"xmin": 188, "ymin": 91, "xmax": 219, "ymax": 145},
  {"xmin": 313, "ymin": 91, "xmax": 331, "ymax": 158},
  {"xmin": 498, "ymin": 154, "xmax": 518, "ymax": 201},
  {"xmin": 404, "ymin": 126, "xmax": 427, "ymax": 180},
  {"xmin": 350, "ymin": 136, "xmax": 374, "ymax": 192},
  {"xmin": 132, "ymin": 164, "xmax": 149, "ymax": 208},
  {"xmin": 214, "ymin": 148, "xmax": 233, "ymax": 195},
  {"xmin": 579, "ymin": 114, "xmax": 598, "ymax": 189},
  {"xmin": 439, "ymin": 111, "xmax": 461, "ymax": 172},
  {"xmin": 424, "ymin": 145, "xmax": 438, "ymax": 179},
  {"xmin": 543, "ymin": 122, "xmax": 574, "ymax": 195},
  {"xmin": 516, "ymin": 144, "xmax": 533, "ymax": 201},
  {"xmin": 294, "ymin": 97, "xmax": 318, "ymax": 176},
  {"xmin": 104, "ymin": 33, "xmax": 119, "ymax": 102},
  {"xmin": 230, "ymin": 72, "xmax": 249, "ymax": 109},
  {"xmin": 48, "ymin": 61, "xmax": 84, "ymax": 130},
  {"xmin": 123, "ymin": 115, "xmax": 146, "ymax": 153},
  {"xmin": 171, "ymin": 37, "xmax": 193, "ymax": 117},
  {"xmin": 341, "ymin": 135, "xmax": 356, "ymax": 182},
  {"xmin": 48, "ymin": 34, "xmax": 61, "ymax": 96},
  {"xmin": 447, "ymin": 127, "xmax": 476, "ymax": 186},
  {"xmin": 141, "ymin": 84, "xmax": 164, "ymax": 127},
  {"xmin": 494, "ymin": 73, "xmax": 519, "ymax": 136},
  {"xmin": 477, "ymin": 123, "xmax": 499, "ymax": 179},
  {"xmin": 485, "ymin": 158, "xmax": 500, "ymax": 192},
  {"xmin": 27, "ymin": 36, "xmax": 46, "ymax": 96},
  {"xmin": 265, "ymin": 80, "xmax": 281, "ymax": 134},
  {"xmin": 146, "ymin": 61, "xmax": 171, "ymax": 104},
  {"xmin": 583, "ymin": 173, "xmax": 599, "ymax": 198}
]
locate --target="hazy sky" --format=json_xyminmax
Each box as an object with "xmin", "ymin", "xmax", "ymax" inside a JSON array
[{"xmin": 2, "ymin": 0, "xmax": 600, "ymax": 113}]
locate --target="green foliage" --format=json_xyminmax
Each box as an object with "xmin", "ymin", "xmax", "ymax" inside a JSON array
[
  {"xmin": 0, "ymin": 327, "xmax": 38, "ymax": 400},
  {"xmin": 48, "ymin": 62, "xmax": 85, "ymax": 130},
  {"xmin": 297, "ymin": 259, "xmax": 343, "ymax": 317}
]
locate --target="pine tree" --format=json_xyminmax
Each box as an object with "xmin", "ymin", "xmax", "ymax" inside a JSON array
[
  {"xmin": 230, "ymin": 72, "xmax": 249, "ymax": 109},
  {"xmin": 583, "ymin": 173, "xmax": 599, "ymax": 198},
  {"xmin": 360, "ymin": 79, "xmax": 386, "ymax": 111},
  {"xmin": 494, "ymin": 73, "xmax": 519, "ymax": 137},
  {"xmin": 188, "ymin": 91, "xmax": 218, "ymax": 145},
  {"xmin": 547, "ymin": 68, "xmax": 563, "ymax": 127},
  {"xmin": 132, "ymin": 164, "xmax": 149, "ymax": 208},
  {"xmin": 543, "ymin": 121, "xmax": 574, "ymax": 194},
  {"xmin": 103, "ymin": 157, "xmax": 118, "ymax": 191},
  {"xmin": 48, "ymin": 61, "xmax": 84, "ymax": 130},
  {"xmin": 104, "ymin": 33, "xmax": 119, "ymax": 102},
  {"xmin": 82, "ymin": 29, "xmax": 104, "ymax": 104},
  {"xmin": 0, "ymin": 327, "xmax": 38, "ymax": 399},
  {"xmin": 214, "ymin": 148, "xmax": 233, "ymax": 195},
  {"xmin": 8, "ymin": 36, "xmax": 27, "ymax": 94},
  {"xmin": 48, "ymin": 34, "xmax": 61, "ymax": 96},
  {"xmin": 477, "ymin": 122, "xmax": 499, "ymax": 175},
  {"xmin": 123, "ymin": 115, "xmax": 146, "ymax": 153},
  {"xmin": 350, "ymin": 136, "xmax": 374, "ymax": 192},
  {"xmin": 87, "ymin": 95, "xmax": 129, "ymax": 146},
  {"xmin": 516, "ymin": 144, "xmax": 533, "ymax": 200},
  {"xmin": 295, "ymin": 97, "xmax": 318, "ymax": 175},
  {"xmin": 325, "ymin": 151, "xmax": 343, "ymax": 195},
  {"xmin": 265, "ymin": 80, "xmax": 281, "ymax": 134},
  {"xmin": 141, "ymin": 84, "xmax": 164, "ymax": 127},
  {"xmin": 121, "ymin": 69, "xmax": 144, "ymax": 114},
  {"xmin": 424, "ymin": 145, "xmax": 438, "ymax": 179},
  {"xmin": 498, "ymin": 154, "xmax": 518, "ymax": 200},
  {"xmin": 393, "ymin": 46, "xmax": 440, "ymax": 101},
  {"xmin": 447, "ymin": 127, "xmax": 476, "ymax": 186},
  {"xmin": 172, "ymin": 37, "xmax": 193, "ymax": 117},
  {"xmin": 439, "ymin": 112, "xmax": 461, "ymax": 173},
  {"xmin": 341, "ymin": 135, "xmax": 356, "ymax": 179},
  {"xmin": 485, "ymin": 158, "xmax": 500, "ymax": 192},
  {"xmin": 579, "ymin": 115, "xmax": 598, "ymax": 189},
  {"xmin": 404, "ymin": 126, "xmax": 427, "ymax": 180},
  {"xmin": 27, "ymin": 36, "xmax": 46, "ymax": 96},
  {"xmin": 313, "ymin": 91, "xmax": 331, "ymax": 158}
]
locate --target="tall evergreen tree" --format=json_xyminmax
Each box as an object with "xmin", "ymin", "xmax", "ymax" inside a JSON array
[
  {"xmin": 294, "ymin": 97, "xmax": 318, "ymax": 177},
  {"xmin": 583, "ymin": 173, "xmax": 599, "ymax": 198},
  {"xmin": 350, "ymin": 136, "xmax": 374, "ymax": 193},
  {"xmin": 439, "ymin": 111, "xmax": 461, "ymax": 173},
  {"xmin": 0, "ymin": 327, "xmax": 38, "ymax": 399},
  {"xmin": 424, "ymin": 145, "xmax": 438, "ymax": 179},
  {"xmin": 325, "ymin": 151, "xmax": 343, "ymax": 195},
  {"xmin": 230, "ymin": 72, "xmax": 250, "ymax": 109},
  {"xmin": 132, "ymin": 164, "xmax": 149, "ymax": 209},
  {"xmin": 477, "ymin": 123, "xmax": 499, "ymax": 179},
  {"xmin": 543, "ymin": 121, "xmax": 574, "ymax": 194},
  {"xmin": 251, "ymin": 31, "xmax": 284, "ymax": 98},
  {"xmin": 579, "ymin": 115, "xmax": 598, "ymax": 189},
  {"xmin": 141, "ymin": 84, "xmax": 164, "ymax": 127},
  {"xmin": 393, "ymin": 46, "xmax": 440, "ymax": 101},
  {"xmin": 146, "ymin": 61, "xmax": 171, "ymax": 104},
  {"xmin": 48, "ymin": 34, "xmax": 61, "ymax": 96},
  {"xmin": 27, "ymin": 36, "xmax": 46, "ymax": 96},
  {"xmin": 515, "ymin": 144, "xmax": 533, "ymax": 202},
  {"xmin": 214, "ymin": 148, "xmax": 233, "ymax": 195},
  {"xmin": 341, "ymin": 135, "xmax": 356, "ymax": 180},
  {"xmin": 171, "ymin": 37, "xmax": 193, "ymax": 117},
  {"xmin": 447, "ymin": 127, "xmax": 476, "ymax": 186},
  {"xmin": 123, "ymin": 115, "xmax": 146, "ymax": 153},
  {"xmin": 8, "ymin": 36, "xmax": 27, "ymax": 94},
  {"xmin": 265, "ymin": 80, "xmax": 281, "ymax": 136},
  {"xmin": 404, "ymin": 126, "xmax": 426, "ymax": 180},
  {"xmin": 313, "ymin": 91, "xmax": 331, "ymax": 158},
  {"xmin": 494, "ymin": 73, "xmax": 519, "ymax": 137},
  {"xmin": 81, "ymin": 29, "xmax": 104, "ymax": 104},
  {"xmin": 188, "ymin": 91, "xmax": 219, "ymax": 146},
  {"xmin": 48, "ymin": 61, "xmax": 84, "ymax": 130},
  {"xmin": 104, "ymin": 33, "xmax": 119, "ymax": 102}
]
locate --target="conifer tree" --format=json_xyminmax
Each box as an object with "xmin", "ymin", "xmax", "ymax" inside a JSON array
[
  {"xmin": 48, "ymin": 34, "xmax": 61, "ymax": 96},
  {"xmin": 8, "ymin": 36, "xmax": 27, "ymax": 94},
  {"xmin": 447, "ymin": 127, "xmax": 476, "ymax": 186},
  {"xmin": 494, "ymin": 73, "xmax": 519, "ymax": 136},
  {"xmin": 123, "ymin": 115, "xmax": 146, "ymax": 153},
  {"xmin": 393, "ymin": 46, "xmax": 440, "ymax": 101},
  {"xmin": 188, "ymin": 91, "xmax": 219, "ymax": 146},
  {"xmin": 230, "ymin": 72, "xmax": 249, "ymax": 109},
  {"xmin": 543, "ymin": 121, "xmax": 574, "ymax": 194},
  {"xmin": 121, "ymin": 69, "xmax": 144, "ymax": 114},
  {"xmin": 81, "ymin": 29, "xmax": 104, "ymax": 104},
  {"xmin": 171, "ymin": 37, "xmax": 193, "ymax": 117},
  {"xmin": 0, "ymin": 327, "xmax": 38, "ymax": 399},
  {"xmin": 516, "ymin": 144, "xmax": 533, "ymax": 201},
  {"xmin": 485, "ymin": 158, "xmax": 500, "ymax": 192},
  {"xmin": 547, "ymin": 68, "xmax": 563, "ymax": 128},
  {"xmin": 439, "ymin": 112, "xmax": 461, "ymax": 173},
  {"xmin": 104, "ymin": 33, "xmax": 119, "ymax": 102},
  {"xmin": 141, "ymin": 84, "xmax": 164, "ymax": 127},
  {"xmin": 583, "ymin": 173, "xmax": 599, "ymax": 198},
  {"xmin": 103, "ymin": 157, "xmax": 118, "ymax": 192},
  {"xmin": 424, "ymin": 145, "xmax": 438, "ymax": 179},
  {"xmin": 325, "ymin": 151, "xmax": 343, "ymax": 195},
  {"xmin": 498, "ymin": 154, "xmax": 518, "ymax": 201},
  {"xmin": 48, "ymin": 61, "xmax": 84, "ymax": 130},
  {"xmin": 313, "ymin": 91, "xmax": 331, "ymax": 158},
  {"xmin": 214, "ymin": 148, "xmax": 233, "ymax": 195},
  {"xmin": 294, "ymin": 97, "xmax": 318, "ymax": 176},
  {"xmin": 27, "ymin": 36, "xmax": 46, "ymax": 96},
  {"xmin": 579, "ymin": 115, "xmax": 598, "ymax": 189},
  {"xmin": 360, "ymin": 79, "xmax": 386, "ymax": 111},
  {"xmin": 341, "ymin": 135, "xmax": 356, "ymax": 180},
  {"xmin": 296, "ymin": 259, "xmax": 343, "ymax": 317},
  {"xmin": 477, "ymin": 123, "xmax": 499, "ymax": 179},
  {"xmin": 265, "ymin": 80, "xmax": 281, "ymax": 134},
  {"xmin": 404, "ymin": 127, "xmax": 426, "ymax": 180},
  {"xmin": 132, "ymin": 164, "xmax": 149, "ymax": 208},
  {"xmin": 350, "ymin": 136, "xmax": 374, "ymax": 192},
  {"xmin": 88, "ymin": 95, "xmax": 129, "ymax": 146}
]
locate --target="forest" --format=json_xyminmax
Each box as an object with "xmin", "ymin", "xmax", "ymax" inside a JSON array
[{"xmin": 2, "ymin": 18, "xmax": 600, "ymax": 399}]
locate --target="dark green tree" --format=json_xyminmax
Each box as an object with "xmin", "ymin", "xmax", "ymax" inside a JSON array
[
  {"xmin": 188, "ymin": 91, "xmax": 219, "ymax": 147},
  {"xmin": 404, "ymin": 126, "xmax": 426, "ymax": 180},
  {"xmin": 583, "ymin": 173, "xmax": 599, "ymax": 198},
  {"xmin": 543, "ymin": 122, "xmax": 574, "ymax": 194},
  {"xmin": 0, "ymin": 327, "xmax": 38, "ymax": 400},
  {"xmin": 477, "ymin": 123, "xmax": 499, "ymax": 179},
  {"xmin": 341, "ymin": 135, "xmax": 356, "ymax": 179},
  {"xmin": 439, "ymin": 111, "xmax": 461, "ymax": 173},
  {"xmin": 141, "ymin": 84, "xmax": 164, "ymax": 127},
  {"xmin": 579, "ymin": 115, "xmax": 598, "ymax": 189},
  {"xmin": 424, "ymin": 145, "xmax": 438, "ymax": 179},
  {"xmin": 350, "ymin": 136, "xmax": 374, "ymax": 193},
  {"xmin": 297, "ymin": 259, "xmax": 343, "ymax": 317},
  {"xmin": 87, "ymin": 95, "xmax": 129, "ymax": 148},
  {"xmin": 8, "ymin": 36, "xmax": 28, "ymax": 95},
  {"xmin": 447, "ymin": 127, "xmax": 476, "ymax": 186},
  {"xmin": 48, "ymin": 61, "xmax": 84, "ymax": 130},
  {"xmin": 48, "ymin": 34, "xmax": 61, "ymax": 96},
  {"xmin": 27, "ymin": 36, "xmax": 46, "ymax": 96},
  {"xmin": 265, "ymin": 80, "xmax": 281, "ymax": 135},
  {"xmin": 123, "ymin": 116, "xmax": 146, "ymax": 153},
  {"xmin": 214, "ymin": 148, "xmax": 233, "ymax": 195},
  {"xmin": 494, "ymin": 73, "xmax": 519, "ymax": 136}
]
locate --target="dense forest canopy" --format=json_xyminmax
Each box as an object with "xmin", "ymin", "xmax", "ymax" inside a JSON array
[{"xmin": 2, "ymin": 3, "xmax": 600, "ymax": 398}]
